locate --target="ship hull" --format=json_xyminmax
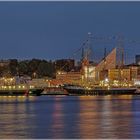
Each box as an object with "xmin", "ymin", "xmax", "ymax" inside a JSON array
[
  {"xmin": 64, "ymin": 87, "xmax": 138, "ymax": 96},
  {"xmin": 0, "ymin": 89, "xmax": 44, "ymax": 96}
]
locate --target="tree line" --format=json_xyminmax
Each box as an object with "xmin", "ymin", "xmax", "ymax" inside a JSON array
[{"xmin": 0, "ymin": 59, "xmax": 56, "ymax": 78}]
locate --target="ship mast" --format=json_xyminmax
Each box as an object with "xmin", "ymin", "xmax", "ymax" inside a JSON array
[
  {"xmin": 81, "ymin": 32, "xmax": 92, "ymax": 84},
  {"xmin": 117, "ymin": 34, "xmax": 124, "ymax": 85}
]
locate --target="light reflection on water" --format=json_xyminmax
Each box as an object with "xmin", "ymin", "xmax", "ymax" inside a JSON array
[{"xmin": 0, "ymin": 95, "xmax": 140, "ymax": 138}]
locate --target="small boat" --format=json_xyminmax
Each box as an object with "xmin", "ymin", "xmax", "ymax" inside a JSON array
[{"xmin": 63, "ymin": 84, "xmax": 138, "ymax": 96}]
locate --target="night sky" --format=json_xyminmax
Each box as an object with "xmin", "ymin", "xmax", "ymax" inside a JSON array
[{"xmin": 0, "ymin": 1, "xmax": 140, "ymax": 64}]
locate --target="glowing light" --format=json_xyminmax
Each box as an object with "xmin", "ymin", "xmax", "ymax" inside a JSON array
[
  {"xmin": 10, "ymin": 78, "xmax": 13, "ymax": 81},
  {"xmin": 105, "ymin": 78, "xmax": 109, "ymax": 82}
]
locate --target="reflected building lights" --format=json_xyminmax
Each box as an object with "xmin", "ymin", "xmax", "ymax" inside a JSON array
[{"xmin": 50, "ymin": 97, "xmax": 64, "ymax": 138}]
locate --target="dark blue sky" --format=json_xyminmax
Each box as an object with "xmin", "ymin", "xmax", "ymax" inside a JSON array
[{"xmin": 0, "ymin": 2, "xmax": 140, "ymax": 63}]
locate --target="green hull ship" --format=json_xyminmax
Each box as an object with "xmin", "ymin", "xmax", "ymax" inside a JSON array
[{"xmin": 0, "ymin": 87, "xmax": 44, "ymax": 96}]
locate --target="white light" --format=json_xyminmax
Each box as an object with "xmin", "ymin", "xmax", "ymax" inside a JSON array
[{"xmin": 105, "ymin": 78, "xmax": 109, "ymax": 82}]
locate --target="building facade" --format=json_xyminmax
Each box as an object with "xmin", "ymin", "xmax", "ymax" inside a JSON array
[
  {"xmin": 108, "ymin": 68, "xmax": 131, "ymax": 81},
  {"xmin": 95, "ymin": 48, "xmax": 117, "ymax": 81},
  {"xmin": 56, "ymin": 71, "xmax": 82, "ymax": 84}
]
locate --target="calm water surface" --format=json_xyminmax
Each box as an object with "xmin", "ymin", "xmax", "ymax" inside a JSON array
[{"xmin": 0, "ymin": 95, "xmax": 140, "ymax": 139}]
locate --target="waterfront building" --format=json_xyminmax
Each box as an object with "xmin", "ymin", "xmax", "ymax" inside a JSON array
[
  {"xmin": 108, "ymin": 68, "xmax": 131, "ymax": 81},
  {"xmin": 83, "ymin": 65, "xmax": 96, "ymax": 82},
  {"xmin": 56, "ymin": 71, "xmax": 82, "ymax": 84},
  {"xmin": 55, "ymin": 47, "xmax": 119, "ymax": 85},
  {"xmin": 137, "ymin": 67, "xmax": 140, "ymax": 79},
  {"xmin": 97, "ymin": 70, "xmax": 108, "ymax": 81},
  {"xmin": 48, "ymin": 79, "xmax": 63, "ymax": 87},
  {"xmin": 126, "ymin": 64, "xmax": 138, "ymax": 80},
  {"xmin": 29, "ymin": 78, "xmax": 48, "ymax": 88},
  {"xmin": 54, "ymin": 47, "xmax": 139, "ymax": 86},
  {"xmin": 95, "ymin": 48, "xmax": 117, "ymax": 81}
]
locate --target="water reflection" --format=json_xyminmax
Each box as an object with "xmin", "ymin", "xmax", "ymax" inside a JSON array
[
  {"xmin": 0, "ymin": 95, "xmax": 140, "ymax": 138},
  {"xmin": 78, "ymin": 96, "xmax": 133, "ymax": 139},
  {"xmin": 50, "ymin": 97, "xmax": 64, "ymax": 138},
  {"xmin": 78, "ymin": 96, "xmax": 101, "ymax": 138},
  {"xmin": 62, "ymin": 96, "xmax": 81, "ymax": 138},
  {"xmin": 0, "ymin": 96, "xmax": 36, "ymax": 138},
  {"xmin": 101, "ymin": 96, "xmax": 133, "ymax": 139},
  {"xmin": 131, "ymin": 96, "xmax": 140, "ymax": 138}
]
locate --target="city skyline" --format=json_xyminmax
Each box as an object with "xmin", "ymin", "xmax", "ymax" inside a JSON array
[{"xmin": 0, "ymin": 2, "xmax": 140, "ymax": 64}]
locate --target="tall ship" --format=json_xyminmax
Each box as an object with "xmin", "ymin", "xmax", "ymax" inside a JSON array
[
  {"xmin": 0, "ymin": 77, "xmax": 44, "ymax": 96},
  {"xmin": 63, "ymin": 84, "xmax": 138, "ymax": 96},
  {"xmin": 55, "ymin": 33, "xmax": 140, "ymax": 95}
]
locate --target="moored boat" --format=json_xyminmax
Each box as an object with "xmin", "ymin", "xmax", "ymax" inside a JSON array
[
  {"xmin": 63, "ymin": 84, "xmax": 138, "ymax": 95},
  {"xmin": 0, "ymin": 86, "xmax": 44, "ymax": 96},
  {"xmin": 0, "ymin": 77, "xmax": 44, "ymax": 96}
]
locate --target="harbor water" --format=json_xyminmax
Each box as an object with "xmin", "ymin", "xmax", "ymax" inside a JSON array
[{"xmin": 0, "ymin": 95, "xmax": 140, "ymax": 139}]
